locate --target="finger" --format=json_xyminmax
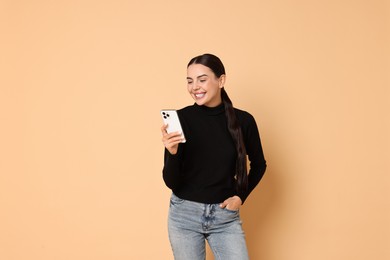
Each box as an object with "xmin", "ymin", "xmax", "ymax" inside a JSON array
[
  {"xmin": 163, "ymin": 134, "xmax": 184, "ymax": 145},
  {"xmin": 226, "ymin": 204, "xmax": 239, "ymax": 211},
  {"xmin": 219, "ymin": 200, "xmax": 228, "ymax": 208},
  {"xmin": 163, "ymin": 131, "xmax": 183, "ymax": 141},
  {"xmin": 164, "ymin": 138, "xmax": 180, "ymax": 146},
  {"xmin": 161, "ymin": 124, "xmax": 168, "ymax": 135}
]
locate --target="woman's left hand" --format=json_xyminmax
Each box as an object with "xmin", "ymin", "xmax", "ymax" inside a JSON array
[{"xmin": 219, "ymin": 196, "xmax": 242, "ymax": 211}]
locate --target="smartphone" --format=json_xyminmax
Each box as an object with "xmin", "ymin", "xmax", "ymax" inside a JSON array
[{"xmin": 160, "ymin": 109, "xmax": 186, "ymax": 143}]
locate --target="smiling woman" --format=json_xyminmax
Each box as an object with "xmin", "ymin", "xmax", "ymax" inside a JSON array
[
  {"xmin": 160, "ymin": 53, "xmax": 267, "ymax": 260},
  {"xmin": 1, "ymin": 0, "xmax": 388, "ymax": 259},
  {"xmin": 186, "ymin": 64, "xmax": 225, "ymax": 107}
]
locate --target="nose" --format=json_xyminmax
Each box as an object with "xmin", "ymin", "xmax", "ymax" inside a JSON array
[{"xmin": 192, "ymin": 82, "xmax": 200, "ymax": 91}]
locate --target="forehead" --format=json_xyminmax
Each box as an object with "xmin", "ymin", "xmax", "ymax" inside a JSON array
[{"xmin": 187, "ymin": 64, "xmax": 215, "ymax": 77}]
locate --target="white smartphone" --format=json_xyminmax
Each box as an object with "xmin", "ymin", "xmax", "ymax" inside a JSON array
[{"xmin": 160, "ymin": 109, "xmax": 186, "ymax": 143}]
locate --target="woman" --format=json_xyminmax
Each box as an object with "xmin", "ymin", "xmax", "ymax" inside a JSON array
[{"xmin": 161, "ymin": 53, "xmax": 267, "ymax": 260}]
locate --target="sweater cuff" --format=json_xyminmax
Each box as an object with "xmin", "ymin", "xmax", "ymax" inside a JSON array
[{"xmin": 236, "ymin": 192, "xmax": 248, "ymax": 205}]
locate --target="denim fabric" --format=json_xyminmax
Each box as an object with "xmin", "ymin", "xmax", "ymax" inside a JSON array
[{"xmin": 168, "ymin": 193, "xmax": 249, "ymax": 260}]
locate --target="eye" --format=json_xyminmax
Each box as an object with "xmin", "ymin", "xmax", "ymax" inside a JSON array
[{"xmin": 187, "ymin": 80, "xmax": 193, "ymax": 84}]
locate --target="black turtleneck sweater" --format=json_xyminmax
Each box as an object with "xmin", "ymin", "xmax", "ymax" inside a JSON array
[{"xmin": 162, "ymin": 103, "xmax": 267, "ymax": 204}]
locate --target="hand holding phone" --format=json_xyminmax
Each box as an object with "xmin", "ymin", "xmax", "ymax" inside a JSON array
[{"xmin": 160, "ymin": 109, "xmax": 186, "ymax": 143}]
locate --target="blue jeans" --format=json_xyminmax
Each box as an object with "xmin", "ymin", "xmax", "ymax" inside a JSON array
[{"xmin": 168, "ymin": 193, "xmax": 249, "ymax": 260}]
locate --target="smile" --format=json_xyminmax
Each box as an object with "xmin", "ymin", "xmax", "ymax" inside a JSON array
[{"xmin": 195, "ymin": 93, "xmax": 206, "ymax": 99}]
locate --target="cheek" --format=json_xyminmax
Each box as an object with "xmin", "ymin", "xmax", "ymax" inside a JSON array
[{"xmin": 207, "ymin": 83, "xmax": 219, "ymax": 92}]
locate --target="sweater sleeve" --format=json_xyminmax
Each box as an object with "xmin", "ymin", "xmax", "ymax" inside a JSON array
[
  {"xmin": 162, "ymin": 144, "xmax": 184, "ymax": 190},
  {"xmin": 238, "ymin": 113, "xmax": 267, "ymax": 204}
]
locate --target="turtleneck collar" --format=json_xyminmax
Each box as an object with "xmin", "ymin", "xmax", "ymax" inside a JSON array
[{"xmin": 193, "ymin": 102, "xmax": 225, "ymax": 115}]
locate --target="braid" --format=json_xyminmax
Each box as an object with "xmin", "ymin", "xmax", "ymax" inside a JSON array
[{"xmin": 221, "ymin": 88, "xmax": 248, "ymax": 194}]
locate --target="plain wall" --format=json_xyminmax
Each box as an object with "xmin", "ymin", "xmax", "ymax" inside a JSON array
[{"xmin": 0, "ymin": 0, "xmax": 389, "ymax": 259}]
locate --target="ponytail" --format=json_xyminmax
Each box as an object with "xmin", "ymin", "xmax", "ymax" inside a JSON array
[{"xmin": 221, "ymin": 88, "xmax": 248, "ymax": 194}]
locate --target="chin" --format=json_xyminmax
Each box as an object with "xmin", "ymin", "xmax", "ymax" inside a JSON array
[
  {"xmin": 193, "ymin": 97, "xmax": 206, "ymax": 106},
  {"xmin": 195, "ymin": 100, "xmax": 205, "ymax": 106}
]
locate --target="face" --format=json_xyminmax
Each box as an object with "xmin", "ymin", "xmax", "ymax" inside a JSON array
[{"xmin": 186, "ymin": 64, "xmax": 226, "ymax": 107}]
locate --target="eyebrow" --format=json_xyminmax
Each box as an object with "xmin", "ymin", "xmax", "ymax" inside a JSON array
[{"xmin": 186, "ymin": 74, "xmax": 208, "ymax": 80}]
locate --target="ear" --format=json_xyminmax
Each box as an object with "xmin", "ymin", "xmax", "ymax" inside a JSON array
[{"xmin": 218, "ymin": 74, "xmax": 226, "ymax": 89}]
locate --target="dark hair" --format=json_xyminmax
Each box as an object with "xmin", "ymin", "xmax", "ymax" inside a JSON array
[{"xmin": 187, "ymin": 53, "xmax": 248, "ymax": 194}]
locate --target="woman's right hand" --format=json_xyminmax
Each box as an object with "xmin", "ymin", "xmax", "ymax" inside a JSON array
[{"xmin": 161, "ymin": 124, "xmax": 184, "ymax": 155}]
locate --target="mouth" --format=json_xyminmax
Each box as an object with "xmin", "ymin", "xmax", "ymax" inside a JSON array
[{"xmin": 194, "ymin": 92, "xmax": 206, "ymax": 99}]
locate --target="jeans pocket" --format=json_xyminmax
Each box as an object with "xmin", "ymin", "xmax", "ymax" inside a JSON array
[
  {"xmin": 170, "ymin": 193, "xmax": 185, "ymax": 206},
  {"xmin": 223, "ymin": 207, "xmax": 239, "ymax": 214}
]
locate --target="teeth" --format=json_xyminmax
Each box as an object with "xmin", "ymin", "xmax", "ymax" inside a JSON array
[{"xmin": 195, "ymin": 93, "xmax": 205, "ymax": 98}]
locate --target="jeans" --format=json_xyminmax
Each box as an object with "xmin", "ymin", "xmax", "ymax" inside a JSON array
[{"xmin": 168, "ymin": 193, "xmax": 249, "ymax": 260}]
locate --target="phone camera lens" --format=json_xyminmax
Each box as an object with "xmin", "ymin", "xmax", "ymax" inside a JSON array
[{"xmin": 162, "ymin": 111, "xmax": 170, "ymax": 119}]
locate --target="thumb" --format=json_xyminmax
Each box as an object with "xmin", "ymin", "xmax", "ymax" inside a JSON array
[{"xmin": 219, "ymin": 200, "xmax": 228, "ymax": 208}]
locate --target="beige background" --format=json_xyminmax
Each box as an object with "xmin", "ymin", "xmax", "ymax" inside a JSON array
[{"xmin": 0, "ymin": 0, "xmax": 389, "ymax": 259}]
